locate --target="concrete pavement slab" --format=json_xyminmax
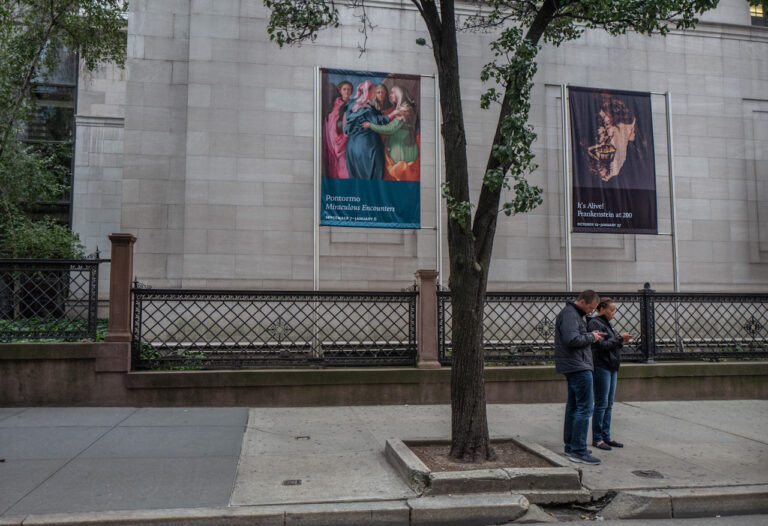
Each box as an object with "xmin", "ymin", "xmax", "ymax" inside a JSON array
[
  {"xmin": 577, "ymin": 444, "xmax": 727, "ymax": 491},
  {"xmin": 5, "ymin": 456, "xmax": 240, "ymax": 515},
  {"xmin": 241, "ymin": 422, "xmax": 377, "ymax": 455},
  {"xmin": 119, "ymin": 408, "xmax": 248, "ymax": 427},
  {"xmin": 231, "ymin": 449, "xmax": 416, "ymax": 506},
  {"xmin": 625, "ymin": 400, "xmax": 768, "ymax": 443},
  {"xmin": 0, "ymin": 427, "xmax": 112, "ymax": 459},
  {"xmin": 0, "ymin": 408, "xmax": 26, "ymax": 424},
  {"xmin": 79, "ymin": 426, "xmax": 245, "ymax": 458},
  {"xmin": 348, "ymin": 405, "xmax": 451, "ymax": 448},
  {"xmin": 651, "ymin": 442, "xmax": 768, "ymax": 485},
  {"xmin": 0, "ymin": 460, "xmax": 68, "ymax": 515},
  {"xmin": 0, "ymin": 408, "xmax": 136, "ymax": 428},
  {"xmin": 247, "ymin": 407, "xmax": 361, "ymax": 432}
]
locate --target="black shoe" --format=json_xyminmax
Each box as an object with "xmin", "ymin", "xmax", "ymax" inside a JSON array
[
  {"xmin": 593, "ymin": 441, "xmax": 612, "ymax": 451},
  {"xmin": 605, "ymin": 439, "xmax": 624, "ymax": 448}
]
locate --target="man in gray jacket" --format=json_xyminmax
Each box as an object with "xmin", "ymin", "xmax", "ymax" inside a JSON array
[{"xmin": 555, "ymin": 290, "xmax": 606, "ymax": 465}]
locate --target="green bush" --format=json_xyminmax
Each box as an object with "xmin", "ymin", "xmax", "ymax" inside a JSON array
[{"xmin": 1, "ymin": 217, "xmax": 85, "ymax": 259}]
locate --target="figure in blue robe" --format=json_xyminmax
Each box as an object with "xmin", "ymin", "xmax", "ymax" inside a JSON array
[{"xmin": 344, "ymin": 103, "xmax": 389, "ymax": 180}]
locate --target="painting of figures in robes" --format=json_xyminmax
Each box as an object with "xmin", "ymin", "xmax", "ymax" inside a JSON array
[{"xmin": 320, "ymin": 68, "xmax": 421, "ymax": 229}]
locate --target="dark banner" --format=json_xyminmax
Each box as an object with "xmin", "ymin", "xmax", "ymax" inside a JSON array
[
  {"xmin": 321, "ymin": 68, "xmax": 421, "ymax": 228},
  {"xmin": 569, "ymin": 86, "xmax": 657, "ymax": 234}
]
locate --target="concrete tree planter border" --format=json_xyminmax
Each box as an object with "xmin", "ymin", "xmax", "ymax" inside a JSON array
[{"xmin": 385, "ymin": 437, "xmax": 591, "ymax": 504}]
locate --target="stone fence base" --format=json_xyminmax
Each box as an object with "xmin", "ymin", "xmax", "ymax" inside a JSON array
[{"xmin": 1, "ymin": 343, "xmax": 767, "ymax": 406}]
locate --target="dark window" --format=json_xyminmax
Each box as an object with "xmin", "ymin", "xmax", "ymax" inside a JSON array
[
  {"xmin": 752, "ymin": 3, "xmax": 768, "ymax": 26},
  {"xmin": 20, "ymin": 49, "xmax": 77, "ymax": 225}
]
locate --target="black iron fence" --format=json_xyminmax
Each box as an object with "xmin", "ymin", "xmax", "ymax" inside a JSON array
[
  {"xmin": 131, "ymin": 285, "xmax": 417, "ymax": 369},
  {"xmin": 651, "ymin": 291, "xmax": 768, "ymax": 360},
  {"xmin": 438, "ymin": 285, "xmax": 768, "ymax": 365},
  {"xmin": 0, "ymin": 258, "xmax": 102, "ymax": 342}
]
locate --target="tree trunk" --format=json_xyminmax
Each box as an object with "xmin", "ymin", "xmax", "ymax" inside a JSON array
[
  {"xmin": 418, "ymin": 0, "xmax": 495, "ymax": 462},
  {"xmin": 448, "ymin": 271, "xmax": 494, "ymax": 461}
]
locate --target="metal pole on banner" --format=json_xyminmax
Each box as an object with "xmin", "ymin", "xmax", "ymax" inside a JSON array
[
  {"xmin": 313, "ymin": 67, "xmax": 321, "ymax": 292},
  {"xmin": 312, "ymin": 67, "xmax": 321, "ymax": 357},
  {"xmin": 560, "ymin": 84, "xmax": 573, "ymax": 292},
  {"xmin": 665, "ymin": 91, "xmax": 682, "ymax": 354},
  {"xmin": 434, "ymin": 75, "xmax": 443, "ymax": 289},
  {"xmin": 665, "ymin": 92, "xmax": 680, "ymax": 293}
]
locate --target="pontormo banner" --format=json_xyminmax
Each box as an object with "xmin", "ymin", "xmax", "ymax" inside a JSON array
[
  {"xmin": 569, "ymin": 86, "xmax": 658, "ymax": 234},
  {"xmin": 320, "ymin": 68, "xmax": 421, "ymax": 228}
]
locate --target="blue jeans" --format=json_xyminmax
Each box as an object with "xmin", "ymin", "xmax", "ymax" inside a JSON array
[
  {"xmin": 564, "ymin": 370, "xmax": 594, "ymax": 456},
  {"xmin": 592, "ymin": 367, "xmax": 617, "ymax": 443}
]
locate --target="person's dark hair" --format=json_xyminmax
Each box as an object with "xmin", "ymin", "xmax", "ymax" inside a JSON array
[
  {"xmin": 597, "ymin": 297, "xmax": 615, "ymax": 311},
  {"xmin": 577, "ymin": 290, "xmax": 599, "ymax": 304}
]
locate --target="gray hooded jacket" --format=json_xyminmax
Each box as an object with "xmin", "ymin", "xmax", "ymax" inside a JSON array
[{"xmin": 554, "ymin": 301, "xmax": 595, "ymax": 375}]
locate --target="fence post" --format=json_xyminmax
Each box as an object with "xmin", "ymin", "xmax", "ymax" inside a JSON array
[
  {"xmin": 415, "ymin": 269, "xmax": 440, "ymax": 369},
  {"xmin": 105, "ymin": 234, "xmax": 136, "ymax": 342},
  {"xmin": 639, "ymin": 282, "xmax": 656, "ymax": 363}
]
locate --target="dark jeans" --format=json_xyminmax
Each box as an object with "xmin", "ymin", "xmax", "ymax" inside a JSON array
[
  {"xmin": 592, "ymin": 367, "xmax": 617, "ymax": 443},
  {"xmin": 564, "ymin": 370, "xmax": 594, "ymax": 456}
]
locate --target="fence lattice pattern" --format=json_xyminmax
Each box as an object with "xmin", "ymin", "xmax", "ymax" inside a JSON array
[
  {"xmin": 132, "ymin": 287, "xmax": 417, "ymax": 369},
  {"xmin": 0, "ymin": 259, "xmax": 100, "ymax": 342},
  {"xmin": 652, "ymin": 294, "xmax": 768, "ymax": 359},
  {"xmin": 438, "ymin": 291, "xmax": 644, "ymax": 365}
]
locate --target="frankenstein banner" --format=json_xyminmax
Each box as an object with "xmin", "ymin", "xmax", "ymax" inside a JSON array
[
  {"xmin": 569, "ymin": 86, "xmax": 657, "ymax": 234},
  {"xmin": 321, "ymin": 68, "xmax": 421, "ymax": 228}
]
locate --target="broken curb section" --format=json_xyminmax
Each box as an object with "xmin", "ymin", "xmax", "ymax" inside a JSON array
[{"xmin": 600, "ymin": 484, "xmax": 768, "ymax": 520}]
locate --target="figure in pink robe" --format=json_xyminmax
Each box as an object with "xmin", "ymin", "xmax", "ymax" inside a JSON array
[{"xmin": 323, "ymin": 81, "xmax": 353, "ymax": 179}]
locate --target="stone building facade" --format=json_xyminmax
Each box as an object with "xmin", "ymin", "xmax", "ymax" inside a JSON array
[{"xmin": 72, "ymin": 0, "xmax": 768, "ymax": 294}]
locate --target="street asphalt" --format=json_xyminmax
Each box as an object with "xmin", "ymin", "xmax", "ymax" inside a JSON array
[{"xmin": 0, "ymin": 400, "xmax": 766, "ymax": 524}]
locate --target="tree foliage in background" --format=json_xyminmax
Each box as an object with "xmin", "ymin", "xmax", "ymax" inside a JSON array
[
  {"xmin": 0, "ymin": 0, "xmax": 127, "ymax": 258},
  {"xmin": 266, "ymin": 0, "xmax": 719, "ymax": 462}
]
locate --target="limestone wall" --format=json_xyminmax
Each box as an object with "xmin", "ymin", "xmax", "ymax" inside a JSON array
[{"xmin": 74, "ymin": 0, "xmax": 768, "ymax": 292}]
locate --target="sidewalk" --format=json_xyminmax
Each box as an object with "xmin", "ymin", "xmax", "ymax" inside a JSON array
[{"xmin": 1, "ymin": 401, "xmax": 766, "ymax": 523}]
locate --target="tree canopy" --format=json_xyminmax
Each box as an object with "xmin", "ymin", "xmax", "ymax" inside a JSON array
[{"xmin": 0, "ymin": 0, "xmax": 127, "ymax": 258}]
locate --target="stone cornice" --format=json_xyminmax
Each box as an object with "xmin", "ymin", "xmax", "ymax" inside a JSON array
[{"xmin": 75, "ymin": 115, "xmax": 125, "ymax": 128}]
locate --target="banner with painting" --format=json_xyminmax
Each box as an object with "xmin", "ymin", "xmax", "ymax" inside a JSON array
[
  {"xmin": 569, "ymin": 86, "xmax": 658, "ymax": 234},
  {"xmin": 320, "ymin": 68, "xmax": 421, "ymax": 228}
]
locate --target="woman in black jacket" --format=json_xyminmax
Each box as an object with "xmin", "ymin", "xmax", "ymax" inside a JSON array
[{"xmin": 588, "ymin": 297, "xmax": 632, "ymax": 451}]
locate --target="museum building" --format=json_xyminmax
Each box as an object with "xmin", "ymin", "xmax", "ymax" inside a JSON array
[{"xmin": 68, "ymin": 0, "xmax": 768, "ymax": 295}]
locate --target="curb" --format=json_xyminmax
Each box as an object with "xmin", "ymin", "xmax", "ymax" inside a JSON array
[
  {"xmin": 0, "ymin": 495, "xmax": 527, "ymax": 526},
  {"xmin": 600, "ymin": 484, "xmax": 768, "ymax": 520}
]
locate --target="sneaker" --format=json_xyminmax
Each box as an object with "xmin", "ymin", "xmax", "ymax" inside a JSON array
[
  {"xmin": 567, "ymin": 452, "xmax": 601, "ymax": 465},
  {"xmin": 565, "ymin": 447, "xmax": 592, "ymax": 455},
  {"xmin": 593, "ymin": 441, "xmax": 612, "ymax": 451},
  {"xmin": 605, "ymin": 439, "xmax": 624, "ymax": 448}
]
